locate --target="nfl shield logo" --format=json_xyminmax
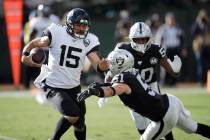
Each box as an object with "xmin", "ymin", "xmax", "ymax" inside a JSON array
[{"xmin": 150, "ymin": 57, "xmax": 157, "ymax": 64}]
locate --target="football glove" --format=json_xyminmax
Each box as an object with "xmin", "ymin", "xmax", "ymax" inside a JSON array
[
  {"xmin": 167, "ymin": 55, "xmax": 182, "ymax": 73},
  {"xmin": 77, "ymin": 85, "xmax": 103, "ymax": 102},
  {"xmin": 88, "ymin": 82, "xmax": 101, "ymax": 89}
]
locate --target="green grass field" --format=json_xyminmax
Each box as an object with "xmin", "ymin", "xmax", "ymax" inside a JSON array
[{"xmin": 0, "ymin": 88, "xmax": 210, "ymax": 140}]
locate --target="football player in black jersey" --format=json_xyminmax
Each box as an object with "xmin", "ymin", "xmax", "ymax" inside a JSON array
[
  {"xmin": 99, "ymin": 22, "xmax": 181, "ymax": 139},
  {"xmin": 77, "ymin": 49, "xmax": 210, "ymax": 140}
]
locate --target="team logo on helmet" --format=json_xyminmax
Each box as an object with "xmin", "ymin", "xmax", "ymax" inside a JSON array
[
  {"xmin": 116, "ymin": 57, "xmax": 124, "ymax": 67},
  {"xmin": 83, "ymin": 39, "xmax": 90, "ymax": 47}
]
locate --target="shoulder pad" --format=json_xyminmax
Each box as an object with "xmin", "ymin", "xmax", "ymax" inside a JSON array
[
  {"xmin": 115, "ymin": 42, "xmax": 130, "ymax": 49},
  {"xmin": 85, "ymin": 33, "xmax": 100, "ymax": 48},
  {"xmin": 125, "ymin": 68, "xmax": 139, "ymax": 75},
  {"xmin": 150, "ymin": 44, "xmax": 160, "ymax": 48}
]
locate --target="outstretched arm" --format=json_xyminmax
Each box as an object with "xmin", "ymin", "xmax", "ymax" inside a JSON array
[
  {"xmin": 77, "ymin": 82, "xmax": 131, "ymax": 102},
  {"xmin": 97, "ymin": 70, "xmax": 114, "ymax": 108},
  {"xmin": 87, "ymin": 51, "xmax": 109, "ymax": 73}
]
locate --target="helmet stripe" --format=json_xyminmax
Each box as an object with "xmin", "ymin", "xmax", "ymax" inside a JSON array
[{"xmin": 139, "ymin": 23, "xmax": 142, "ymax": 34}]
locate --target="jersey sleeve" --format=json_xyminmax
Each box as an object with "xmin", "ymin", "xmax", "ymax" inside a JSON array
[
  {"xmin": 114, "ymin": 42, "xmax": 128, "ymax": 50},
  {"xmin": 42, "ymin": 28, "xmax": 52, "ymax": 46},
  {"xmin": 45, "ymin": 23, "xmax": 57, "ymax": 47},
  {"xmin": 156, "ymin": 46, "xmax": 166, "ymax": 60},
  {"xmin": 115, "ymin": 42, "xmax": 122, "ymax": 49},
  {"xmin": 86, "ymin": 45, "xmax": 99, "ymax": 55},
  {"xmin": 86, "ymin": 33, "xmax": 100, "ymax": 55}
]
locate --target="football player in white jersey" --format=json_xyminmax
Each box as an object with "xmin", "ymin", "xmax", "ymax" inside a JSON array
[
  {"xmin": 22, "ymin": 8, "xmax": 109, "ymax": 140},
  {"xmin": 77, "ymin": 49, "xmax": 210, "ymax": 140}
]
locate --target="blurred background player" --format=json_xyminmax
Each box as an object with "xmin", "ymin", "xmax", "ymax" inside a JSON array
[
  {"xmin": 145, "ymin": 13, "xmax": 163, "ymax": 44},
  {"xmin": 23, "ymin": 4, "xmax": 60, "ymax": 89},
  {"xmin": 191, "ymin": 9, "xmax": 210, "ymax": 85},
  {"xmin": 115, "ymin": 10, "xmax": 133, "ymax": 42},
  {"xmin": 156, "ymin": 12, "xmax": 187, "ymax": 86}
]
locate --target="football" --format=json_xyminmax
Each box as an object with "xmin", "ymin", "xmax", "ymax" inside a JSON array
[{"xmin": 31, "ymin": 48, "xmax": 46, "ymax": 64}]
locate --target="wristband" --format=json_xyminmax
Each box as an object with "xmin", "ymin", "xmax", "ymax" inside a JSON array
[
  {"xmin": 98, "ymin": 87, "xmax": 105, "ymax": 97},
  {"xmin": 110, "ymin": 86, "xmax": 116, "ymax": 96}
]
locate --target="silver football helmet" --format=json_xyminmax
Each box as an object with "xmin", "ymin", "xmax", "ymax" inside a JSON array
[
  {"xmin": 129, "ymin": 22, "xmax": 152, "ymax": 53},
  {"xmin": 107, "ymin": 49, "xmax": 134, "ymax": 75}
]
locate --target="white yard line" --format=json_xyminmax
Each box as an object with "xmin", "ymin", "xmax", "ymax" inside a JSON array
[{"xmin": 0, "ymin": 135, "xmax": 20, "ymax": 140}]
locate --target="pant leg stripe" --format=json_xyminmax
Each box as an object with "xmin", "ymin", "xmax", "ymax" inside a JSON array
[{"xmin": 151, "ymin": 120, "xmax": 164, "ymax": 140}]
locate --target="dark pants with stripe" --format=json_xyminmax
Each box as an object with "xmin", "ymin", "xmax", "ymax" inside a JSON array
[{"xmin": 44, "ymin": 85, "xmax": 86, "ymax": 129}]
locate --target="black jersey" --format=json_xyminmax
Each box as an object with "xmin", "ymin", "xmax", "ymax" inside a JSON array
[
  {"xmin": 111, "ymin": 69, "xmax": 169, "ymax": 122},
  {"xmin": 116, "ymin": 42, "xmax": 166, "ymax": 84}
]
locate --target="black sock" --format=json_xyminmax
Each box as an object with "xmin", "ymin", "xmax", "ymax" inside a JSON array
[
  {"xmin": 74, "ymin": 125, "xmax": 86, "ymax": 140},
  {"xmin": 51, "ymin": 117, "xmax": 72, "ymax": 140},
  {"xmin": 138, "ymin": 129, "xmax": 145, "ymax": 135},
  {"xmin": 165, "ymin": 131, "xmax": 174, "ymax": 140},
  {"xmin": 195, "ymin": 123, "xmax": 210, "ymax": 138}
]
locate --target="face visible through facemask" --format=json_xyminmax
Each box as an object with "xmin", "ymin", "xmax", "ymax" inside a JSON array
[
  {"xmin": 73, "ymin": 23, "xmax": 89, "ymax": 37},
  {"xmin": 133, "ymin": 37, "xmax": 150, "ymax": 44},
  {"xmin": 131, "ymin": 37, "xmax": 150, "ymax": 53}
]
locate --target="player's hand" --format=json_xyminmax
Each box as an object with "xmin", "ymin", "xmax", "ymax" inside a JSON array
[
  {"xmin": 173, "ymin": 55, "xmax": 182, "ymax": 73},
  {"xmin": 21, "ymin": 54, "xmax": 42, "ymax": 67},
  {"xmin": 77, "ymin": 89, "xmax": 92, "ymax": 102},
  {"xmin": 98, "ymin": 98, "xmax": 108, "ymax": 108},
  {"xmin": 98, "ymin": 58, "xmax": 109, "ymax": 72},
  {"xmin": 77, "ymin": 87, "xmax": 100, "ymax": 102},
  {"xmin": 88, "ymin": 82, "xmax": 101, "ymax": 89},
  {"xmin": 167, "ymin": 55, "xmax": 182, "ymax": 73}
]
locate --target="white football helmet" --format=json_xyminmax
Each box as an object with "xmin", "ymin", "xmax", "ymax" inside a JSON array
[
  {"xmin": 129, "ymin": 22, "xmax": 152, "ymax": 53},
  {"xmin": 107, "ymin": 49, "xmax": 134, "ymax": 75}
]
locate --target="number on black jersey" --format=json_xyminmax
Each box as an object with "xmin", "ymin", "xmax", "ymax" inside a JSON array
[
  {"xmin": 140, "ymin": 67, "xmax": 154, "ymax": 83},
  {"xmin": 159, "ymin": 47, "xmax": 166, "ymax": 58},
  {"xmin": 136, "ymin": 74, "xmax": 156, "ymax": 96},
  {"xmin": 112, "ymin": 74, "xmax": 124, "ymax": 83}
]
